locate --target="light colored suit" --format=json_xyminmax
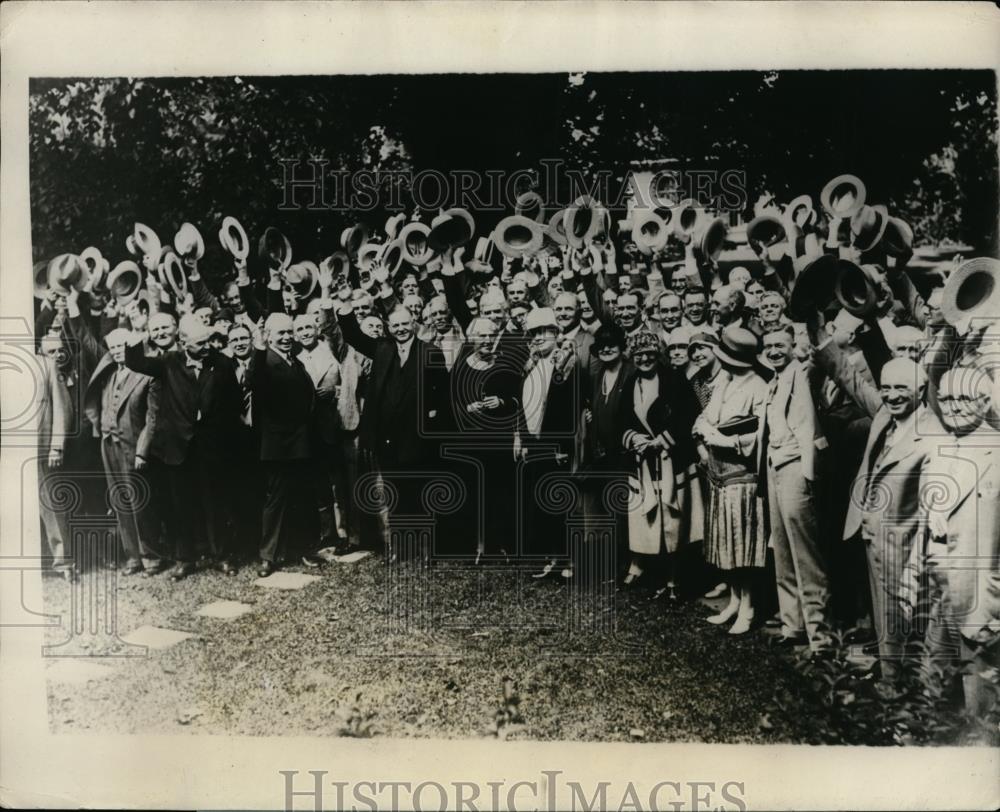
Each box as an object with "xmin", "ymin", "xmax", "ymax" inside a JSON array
[
  {"xmin": 918, "ymin": 427, "xmax": 1000, "ymax": 714},
  {"xmin": 845, "ymin": 403, "xmax": 945, "ymax": 677},
  {"xmin": 757, "ymin": 361, "xmax": 831, "ymax": 648}
]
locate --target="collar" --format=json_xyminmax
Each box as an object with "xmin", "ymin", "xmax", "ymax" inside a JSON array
[
  {"xmin": 563, "ymin": 324, "xmax": 581, "ymax": 341},
  {"xmin": 397, "ymin": 336, "xmax": 415, "ymax": 355}
]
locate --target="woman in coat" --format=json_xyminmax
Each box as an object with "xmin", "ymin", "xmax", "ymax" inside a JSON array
[{"xmin": 619, "ymin": 330, "xmax": 703, "ymax": 600}]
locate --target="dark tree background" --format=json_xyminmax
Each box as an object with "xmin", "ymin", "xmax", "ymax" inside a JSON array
[{"xmin": 30, "ymin": 70, "xmax": 998, "ymax": 289}]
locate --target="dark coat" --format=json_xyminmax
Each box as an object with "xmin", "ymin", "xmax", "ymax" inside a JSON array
[
  {"xmin": 124, "ymin": 342, "xmax": 241, "ymax": 465},
  {"xmin": 249, "ymin": 348, "xmax": 316, "ymax": 462},
  {"xmin": 338, "ymin": 311, "xmax": 448, "ymax": 468},
  {"xmin": 619, "ymin": 364, "xmax": 701, "ymax": 473}
]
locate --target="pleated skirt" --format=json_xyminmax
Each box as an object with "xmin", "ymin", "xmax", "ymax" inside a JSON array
[{"xmin": 703, "ymin": 474, "xmax": 767, "ymax": 570}]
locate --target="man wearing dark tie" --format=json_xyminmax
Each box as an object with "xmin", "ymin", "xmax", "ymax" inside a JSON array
[
  {"xmin": 252, "ymin": 313, "xmax": 325, "ymax": 576},
  {"xmin": 227, "ymin": 323, "xmax": 262, "ymax": 559},
  {"xmin": 84, "ymin": 328, "xmax": 161, "ymax": 576},
  {"xmin": 125, "ymin": 315, "xmax": 241, "ymax": 581},
  {"xmin": 335, "ymin": 301, "xmax": 448, "ymax": 552}
]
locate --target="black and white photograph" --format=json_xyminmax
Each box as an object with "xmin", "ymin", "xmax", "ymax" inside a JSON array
[{"xmin": 2, "ymin": 3, "xmax": 999, "ymax": 810}]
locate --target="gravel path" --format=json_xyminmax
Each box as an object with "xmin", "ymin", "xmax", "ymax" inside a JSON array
[{"xmin": 43, "ymin": 556, "xmax": 808, "ymax": 742}]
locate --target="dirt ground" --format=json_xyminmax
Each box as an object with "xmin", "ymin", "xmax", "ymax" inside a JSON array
[{"xmin": 43, "ymin": 555, "xmax": 810, "ymax": 742}]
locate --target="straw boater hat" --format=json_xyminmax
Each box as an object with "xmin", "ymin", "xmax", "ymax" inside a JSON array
[
  {"xmin": 283, "ymin": 261, "xmax": 319, "ymax": 299},
  {"xmin": 47, "ymin": 254, "xmax": 86, "ymax": 295},
  {"xmin": 820, "ymin": 174, "xmax": 867, "ymax": 219},
  {"xmin": 258, "ymin": 227, "xmax": 293, "ymax": 272},
  {"xmin": 340, "ymin": 224, "xmax": 369, "ymax": 257},
  {"xmin": 384, "ymin": 213, "xmax": 407, "ymax": 241},
  {"xmin": 494, "ymin": 215, "xmax": 544, "ymax": 259},
  {"xmin": 399, "ymin": 221, "xmax": 434, "ymax": 266},
  {"xmin": 850, "ymin": 204, "xmax": 889, "ymax": 253},
  {"xmin": 219, "ymin": 216, "xmax": 249, "ymax": 261},
  {"xmin": 159, "ymin": 251, "xmax": 189, "ymax": 301},
  {"xmin": 174, "ymin": 222, "xmax": 205, "ymax": 261},
  {"xmin": 79, "ymin": 246, "xmax": 109, "ymax": 292},
  {"xmin": 106, "ymin": 260, "xmax": 144, "ymax": 304},
  {"xmin": 514, "ymin": 191, "xmax": 545, "ymax": 223}
]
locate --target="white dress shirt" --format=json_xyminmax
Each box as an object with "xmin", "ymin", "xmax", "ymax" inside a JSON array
[{"xmin": 297, "ymin": 341, "xmax": 338, "ymax": 388}]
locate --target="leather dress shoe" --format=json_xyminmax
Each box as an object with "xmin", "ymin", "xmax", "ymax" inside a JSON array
[
  {"xmin": 300, "ymin": 554, "xmax": 323, "ymax": 569},
  {"xmin": 141, "ymin": 563, "xmax": 167, "ymax": 578},
  {"xmin": 256, "ymin": 560, "xmax": 275, "ymax": 578},
  {"xmin": 218, "ymin": 559, "xmax": 238, "ymax": 576},
  {"xmin": 120, "ymin": 561, "xmax": 143, "ymax": 577},
  {"xmin": 169, "ymin": 562, "xmax": 195, "ymax": 583}
]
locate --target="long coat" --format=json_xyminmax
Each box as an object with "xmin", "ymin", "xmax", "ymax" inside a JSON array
[{"xmin": 619, "ymin": 364, "xmax": 703, "ymax": 554}]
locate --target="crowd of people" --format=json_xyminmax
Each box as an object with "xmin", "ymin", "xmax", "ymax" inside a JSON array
[{"xmin": 33, "ymin": 175, "xmax": 1000, "ymax": 719}]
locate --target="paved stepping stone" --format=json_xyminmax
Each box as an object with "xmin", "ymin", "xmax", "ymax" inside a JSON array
[
  {"xmin": 195, "ymin": 600, "xmax": 253, "ymax": 620},
  {"xmin": 46, "ymin": 659, "xmax": 116, "ymax": 684},
  {"xmin": 253, "ymin": 572, "xmax": 321, "ymax": 590},
  {"xmin": 120, "ymin": 625, "xmax": 194, "ymax": 649}
]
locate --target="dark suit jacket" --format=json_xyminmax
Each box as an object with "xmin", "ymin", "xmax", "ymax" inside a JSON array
[
  {"xmin": 338, "ymin": 311, "xmax": 448, "ymax": 468},
  {"xmin": 124, "ymin": 342, "xmax": 240, "ymax": 465},
  {"xmin": 249, "ymin": 348, "xmax": 316, "ymax": 462},
  {"xmin": 516, "ymin": 354, "xmax": 582, "ymax": 462}
]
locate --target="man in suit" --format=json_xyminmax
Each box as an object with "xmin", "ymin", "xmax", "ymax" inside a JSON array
[
  {"xmin": 125, "ymin": 314, "xmax": 241, "ymax": 580},
  {"xmin": 252, "ymin": 313, "xmax": 325, "ymax": 575},
  {"xmin": 36, "ymin": 331, "xmax": 78, "ymax": 582},
  {"xmin": 84, "ymin": 328, "xmax": 161, "ymax": 576},
  {"xmin": 226, "ymin": 322, "xmax": 263, "ymax": 558},
  {"xmin": 917, "ymin": 367, "xmax": 1000, "ymax": 717},
  {"xmin": 758, "ymin": 324, "xmax": 833, "ymax": 654},
  {"xmin": 845, "ymin": 357, "xmax": 944, "ymax": 679},
  {"xmin": 516, "ymin": 307, "xmax": 581, "ymax": 578},
  {"xmin": 293, "ymin": 312, "xmax": 345, "ymax": 554},
  {"xmin": 335, "ymin": 300, "xmax": 448, "ymax": 553},
  {"xmin": 554, "ymin": 291, "xmax": 598, "ymax": 381}
]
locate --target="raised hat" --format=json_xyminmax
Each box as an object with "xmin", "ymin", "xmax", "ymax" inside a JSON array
[
  {"xmin": 494, "ymin": 215, "xmax": 544, "ymax": 259},
  {"xmin": 174, "ymin": 222, "xmax": 205, "ymax": 261},
  {"xmin": 319, "ymin": 251, "xmax": 350, "ymax": 285},
  {"xmin": 632, "ymin": 209, "xmax": 669, "ymax": 256},
  {"xmin": 340, "ymin": 224, "xmax": 369, "ymax": 257},
  {"xmin": 33, "ymin": 260, "xmax": 50, "ymax": 300},
  {"xmin": 544, "ymin": 208, "xmax": 570, "ymax": 247},
  {"xmin": 788, "ymin": 253, "xmax": 843, "ymax": 322},
  {"xmin": 850, "ymin": 204, "xmax": 889, "ymax": 253},
  {"xmin": 399, "ymin": 221, "xmax": 434, "ymax": 266},
  {"xmin": 941, "ymin": 256, "xmax": 1000, "ymax": 336},
  {"xmin": 671, "ymin": 199, "xmax": 703, "ymax": 242},
  {"xmin": 514, "ymin": 191, "xmax": 545, "ymax": 223},
  {"xmin": 563, "ymin": 195, "xmax": 602, "ymax": 249},
  {"xmin": 427, "ymin": 208, "xmax": 475, "ymax": 253},
  {"xmin": 47, "ymin": 254, "xmax": 86, "ymax": 295},
  {"xmin": 283, "ymin": 261, "xmax": 319, "ymax": 299},
  {"xmin": 746, "ymin": 214, "xmax": 787, "ymax": 250},
  {"xmin": 883, "ymin": 216, "xmax": 914, "ymax": 258},
  {"xmin": 258, "ymin": 227, "xmax": 293, "ymax": 272},
  {"xmin": 159, "ymin": 250, "xmax": 189, "ymax": 301},
  {"xmin": 696, "ymin": 217, "xmax": 729, "ymax": 263},
  {"xmin": 820, "ymin": 174, "xmax": 867, "ymax": 219},
  {"xmin": 79, "ymin": 247, "xmax": 109, "ymax": 293},
  {"xmin": 106, "ymin": 260, "xmax": 144, "ymax": 304},
  {"xmin": 384, "ymin": 213, "xmax": 407, "ymax": 241},
  {"xmin": 219, "ymin": 216, "xmax": 249, "ymax": 261}
]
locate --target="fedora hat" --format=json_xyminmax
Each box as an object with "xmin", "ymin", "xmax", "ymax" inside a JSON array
[
  {"xmin": 47, "ymin": 253, "xmax": 87, "ymax": 295},
  {"xmin": 783, "ymin": 195, "xmax": 817, "ymax": 235},
  {"xmin": 319, "ymin": 251, "xmax": 350, "ymax": 284},
  {"xmin": 79, "ymin": 247, "xmax": 109, "ymax": 292},
  {"xmin": 882, "ymin": 216, "xmax": 914, "ymax": 258},
  {"xmin": 494, "ymin": 215, "xmax": 543, "ymax": 259},
  {"xmin": 746, "ymin": 214, "xmax": 787, "ymax": 250},
  {"xmin": 563, "ymin": 196, "xmax": 603, "ymax": 249},
  {"xmin": 340, "ymin": 224, "xmax": 369, "ymax": 257},
  {"xmin": 695, "ymin": 217, "xmax": 729, "ymax": 263},
  {"xmin": 671, "ymin": 199, "xmax": 703, "ymax": 242},
  {"xmin": 835, "ymin": 261, "xmax": 886, "ymax": 318},
  {"xmin": 283, "ymin": 261, "xmax": 319, "ymax": 300},
  {"xmin": 515, "ymin": 191, "xmax": 545, "ymax": 223},
  {"xmin": 159, "ymin": 251, "xmax": 189, "ymax": 301},
  {"xmin": 219, "ymin": 216, "xmax": 249, "ymax": 261},
  {"xmin": 384, "ymin": 213, "xmax": 407, "ymax": 241},
  {"xmin": 106, "ymin": 260, "xmax": 144, "ymax": 305},
  {"xmin": 33, "ymin": 260, "xmax": 50, "ymax": 300},
  {"xmin": 427, "ymin": 208, "xmax": 475, "ymax": 253},
  {"xmin": 258, "ymin": 227, "xmax": 293, "ymax": 273},
  {"xmin": 399, "ymin": 222, "xmax": 434, "ymax": 266},
  {"xmin": 713, "ymin": 325, "xmax": 759, "ymax": 369},
  {"xmin": 174, "ymin": 222, "xmax": 205, "ymax": 262},
  {"xmin": 850, "ymin": 204, "xmax": 889, "ymax": 253},
  {"xmin": 378, "ymin": 239, "xmax": 404, "ymax": 276},
  {"xmin": 820, "ymin": 174, "xmax": 867, "ymax": 219},
  {"xmin": 941, "ymin": 257, "xmax": 1000, "ymax": 336},
  {"xmin": 545, "ymin": 208, "xmax": 570, "ymax": 247},
  {"xmin": 632, "ymin": 209, "xmax": 670, "ymax": 256},
  {"xmin": 788, "ymin": 253, "xmax": 843, "ymax": 322}
]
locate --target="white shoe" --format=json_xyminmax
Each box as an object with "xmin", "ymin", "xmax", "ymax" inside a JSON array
[
  {"xmin": 704, "ymin": 583, "xmax": 727, "ymax": 599},
  {"xmin": 560, "ymin": 568, "xmax": 574, "ymax": 579},
  {"xmin": 728, "ymin": 608, "xmax": 755, "ymax": 636}
]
